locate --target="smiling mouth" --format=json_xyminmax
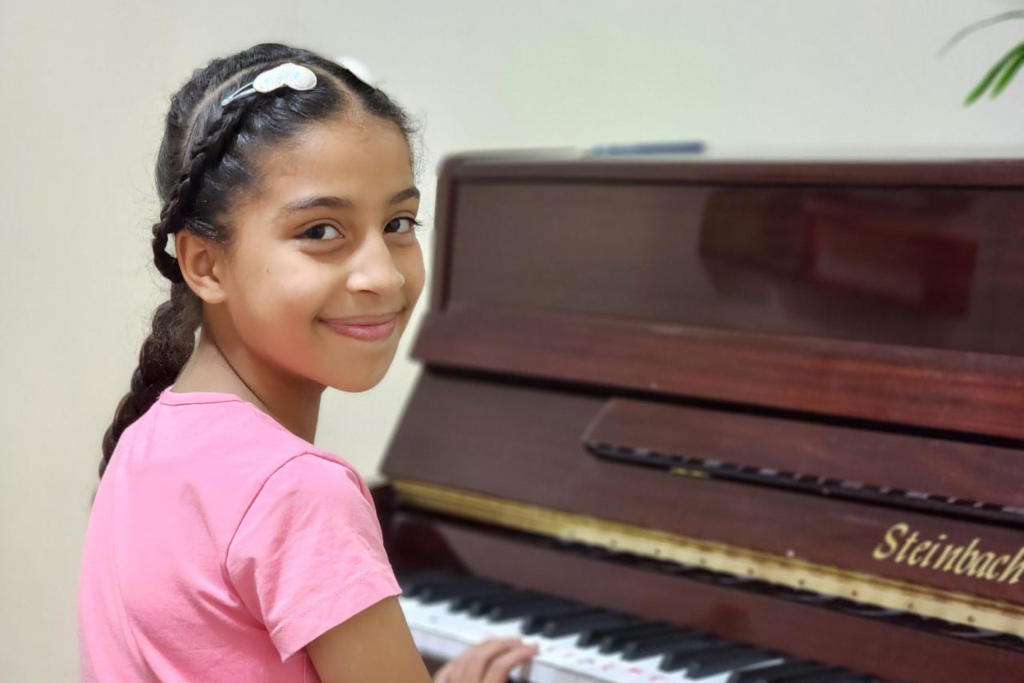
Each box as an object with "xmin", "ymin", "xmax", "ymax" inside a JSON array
[{"xmin": 320, "ymin": 312, "xmax": 401, "ymax": 342}]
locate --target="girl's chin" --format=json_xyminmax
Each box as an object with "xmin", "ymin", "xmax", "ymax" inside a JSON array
[
  {"xmin": 322, "ymin": 371, "xmax": 389, "ymax": 394},
  {"xmin": 309, "ymin": 346, "xmax": 399, "ymax": 393}
]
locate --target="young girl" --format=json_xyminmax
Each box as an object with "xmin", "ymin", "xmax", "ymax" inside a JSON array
[{"xmin": 79, "ymin": 43, "xmax": 537, "ymax": 683}]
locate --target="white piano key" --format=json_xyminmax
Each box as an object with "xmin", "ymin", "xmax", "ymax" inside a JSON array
[{"xmin": 400, "ymin": 592, "xmax": 791, "ymax": 683}]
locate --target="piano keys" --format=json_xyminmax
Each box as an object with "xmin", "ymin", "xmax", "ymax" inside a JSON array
[{"xmin": 399, "ymin": 571, "xmax": 880, "ymax": 683}]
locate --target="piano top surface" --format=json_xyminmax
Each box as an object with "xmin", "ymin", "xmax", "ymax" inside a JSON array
[{"xmin": 440, "ymin": 150, "xmax": 1024, "ymax": 187}]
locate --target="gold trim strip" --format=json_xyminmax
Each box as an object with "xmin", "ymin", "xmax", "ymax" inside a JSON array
[{"xmin": 392, "ymin": 478, "xmax": 1024, "ymax": 637}]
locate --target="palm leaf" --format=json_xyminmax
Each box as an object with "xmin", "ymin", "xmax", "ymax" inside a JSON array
[
  {"xmin": 991, "ymin": 42, "xmax": 1024, "ymax": 97},
  {"xmin": 965, "ymin": 43, "xmax": 1024, "ymax": 105}
]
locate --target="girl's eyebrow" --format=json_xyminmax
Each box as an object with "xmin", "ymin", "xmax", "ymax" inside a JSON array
[
  {"xmin": 276, "ymin": 187, "xmax": 420, "ymax": 219},
  {"xmin": 389, "ymin": 187, "xmax": 420, "ymax": 204}
]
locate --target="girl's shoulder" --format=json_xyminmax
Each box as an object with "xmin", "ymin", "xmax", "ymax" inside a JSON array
[
  {"xmin": 122, "ymin": 389, "xmax": 359, "ymax": 498},
  {"xmin": 158, "ymin": 389, "xmax": 331, "ymax": 451}
]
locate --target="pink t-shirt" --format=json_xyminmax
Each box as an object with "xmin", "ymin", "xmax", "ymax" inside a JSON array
[{"xmin": 79, "ymin": 390, "xmax": 402, "ymax": 682}]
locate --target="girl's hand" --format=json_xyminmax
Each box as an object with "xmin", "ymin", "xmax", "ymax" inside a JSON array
[{"xmin": 433, "ymin": 637, "xmax": 539, "ymax": 683}]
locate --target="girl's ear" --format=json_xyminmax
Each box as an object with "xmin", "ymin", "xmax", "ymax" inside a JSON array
[{"xmin": 175, "ymin": 231, "xmax": 227, "ymax": 304}]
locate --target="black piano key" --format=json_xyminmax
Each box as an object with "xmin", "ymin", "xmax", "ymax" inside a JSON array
[
  {"xmin": 785, "ymin": 671, "xmax": 871, "ymax": 683},
  {"xmin": 417, "ymin": 578, "xmax": 503, "ymax": 604},
  {"xmin": 779, "ymin": 669, "xmax": 851, "ymax": 683},
  {"xmin": 599, "ymin": 623, "xmax": 681, "ymax": 653},
  {"xmin": 659, "ymin": 640, "xmax": 746, "ymax": 672},
  {"xmin": 488, "ymin": 597, "xmax": 578, "ymax": 622},
  {"xmin": 520, "ymin": 607, "xmax": 606, "ymax": 635},
  {"xmin": 466, "ymin": 590, "xmax": 548, "ymax": 616},
  {"xmin": 578, "ymin": 620, "xmax": 664, "ymax": 648},
  {"xmin": 542, "ymin": 611, "xmax": 632, "ymax": 638},
  {"xmin": 398, "ymin": 570, "xmax": 459, "ymax": 595},
  {"xmin": 447, "ymin": 585, "xmax": 513, "ymax": 612},
  {"xmin": 727, "ymin": 660, "xmax": 825, "ymax": 683},
  {"xmin": 621, "ymin": 631, "xmax": 711, "ymax": 661},
  {"xmin": 685, "ymin": 646, "xmax": 779, "ymax": 678},
  {"xmin": 622, "ymin": 630, "xmax": 712, "ymax": 663}
]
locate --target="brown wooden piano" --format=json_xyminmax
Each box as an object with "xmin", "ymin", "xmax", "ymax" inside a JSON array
[{"xmin": 375, "ymin": 153, "xmax": 1024, "ymax": 683}]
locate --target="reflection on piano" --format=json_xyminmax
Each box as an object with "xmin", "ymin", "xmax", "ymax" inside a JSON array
[{"xmin": 375, "ymin": 155, "xmax": 1024, "ymax": 683}]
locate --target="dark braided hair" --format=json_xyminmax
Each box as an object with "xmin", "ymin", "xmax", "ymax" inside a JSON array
[{"xmin": 100, "ymin": 43, "xmax": 414, "ymax": 477}]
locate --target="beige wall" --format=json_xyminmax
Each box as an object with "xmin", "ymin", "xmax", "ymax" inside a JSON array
[{"xmin": 2, "ymin": 0, "xmax": 1022, "ymax": 679}]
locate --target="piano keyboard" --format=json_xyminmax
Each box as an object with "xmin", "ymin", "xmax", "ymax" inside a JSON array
[{"xmin": 399, "ymin": 572, "xmax": 884, "ymax": 683}]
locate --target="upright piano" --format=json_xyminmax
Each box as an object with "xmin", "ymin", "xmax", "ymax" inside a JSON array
[{"xmin": 375, "ymin": 154, "xmax": 1024, "ymax": 683}]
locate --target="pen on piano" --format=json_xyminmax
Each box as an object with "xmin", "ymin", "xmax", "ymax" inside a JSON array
[{"xmin": 588, "ymin": 141, "xmax": 705, "ymax": 156}]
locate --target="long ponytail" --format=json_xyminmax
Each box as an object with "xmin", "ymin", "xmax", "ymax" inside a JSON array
[{"xmin": 99, "ymin": 283, "xmax": 199, "ymax": 476}]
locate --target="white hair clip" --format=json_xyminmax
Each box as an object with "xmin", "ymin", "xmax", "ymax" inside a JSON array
[{"xmin": 221, "ymin": 62, "xmax": 318, "ymax": 107}]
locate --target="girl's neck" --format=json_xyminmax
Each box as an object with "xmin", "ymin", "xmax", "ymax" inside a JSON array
[{"xmin": 172, "ymin": 328, "xmax": 323, "ymax": 443}]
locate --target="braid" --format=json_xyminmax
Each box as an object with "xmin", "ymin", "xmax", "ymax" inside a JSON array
[
  {"xmin": 101, "ymin": 99, "xmax": 259, "ymax": 474},
  {"xmin": 152, "ymin": 99, "xmax": 260, "ymax": 283},
  {"xmin": 99, "ymin": 283, "xmax": 199, "ymax": 476},
  {"xmin": 151, "ymin": 221, "xmax": 183, "ymax": 283}
]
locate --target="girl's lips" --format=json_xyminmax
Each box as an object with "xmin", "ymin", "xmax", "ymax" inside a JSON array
[{"xmin": 321, "ymin": 313, "xmax": 399, "ymax": 342}]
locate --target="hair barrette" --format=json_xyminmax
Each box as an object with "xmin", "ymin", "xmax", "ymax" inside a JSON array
[{"xmin": 221, "ymin": 62, "xmax": 317, "ymax": 107}]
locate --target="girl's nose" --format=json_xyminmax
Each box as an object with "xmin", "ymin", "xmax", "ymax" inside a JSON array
[{"xmin": 346, "ymin": 233, "xmax": 405, "ymax": 294}]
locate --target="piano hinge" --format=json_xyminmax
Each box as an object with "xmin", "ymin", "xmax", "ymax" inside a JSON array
[{"xmin": 392, "ymin": 478, "xmax": 1024, "ymax": 639}]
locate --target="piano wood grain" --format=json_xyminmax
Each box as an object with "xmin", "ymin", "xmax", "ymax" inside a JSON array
[{"xmin": 415, "ymin": 305, "xmax": 1024, "ymax": 441}]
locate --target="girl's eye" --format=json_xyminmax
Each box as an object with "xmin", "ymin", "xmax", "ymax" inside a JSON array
[
  {"xmin": 385, "ymin": 217, "xmax": 420, "ymax": 234},
  {"xmin": 303, "ymin": 224, "xmax": 341, "ymax": 240}
]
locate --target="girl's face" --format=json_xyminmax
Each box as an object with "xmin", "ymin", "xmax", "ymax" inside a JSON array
[{"xmin": 213, "ymin": 113, "xmax": 425, "ymax": 393}]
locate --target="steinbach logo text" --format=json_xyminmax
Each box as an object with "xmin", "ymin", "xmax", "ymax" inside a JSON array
[{"xmin": 872, "ymin": 522, "xmax": 1024, "ymax": 584}]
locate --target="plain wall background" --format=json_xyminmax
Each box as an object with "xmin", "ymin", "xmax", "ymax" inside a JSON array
[{"xmin": 2, "ymin": 1, "xmax": 1023, "ymax": 679}]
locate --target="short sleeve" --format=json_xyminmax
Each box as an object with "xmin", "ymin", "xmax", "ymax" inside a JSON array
[{"xmin": 226, "ymin": 454, "xmax": 401, "ymax": 661}]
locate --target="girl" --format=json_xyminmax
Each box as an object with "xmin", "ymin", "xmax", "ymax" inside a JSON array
[{"xmin": 79, "ymin": 43, "xmax": 537, "ymax": 683}]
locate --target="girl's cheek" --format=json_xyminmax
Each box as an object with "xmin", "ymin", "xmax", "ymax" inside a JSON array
[
  {"xmin": 268, "ymin": 258, "xmax": 327, "ymax": 295},
  {"xmin": 397, "ymin": 245, "xmax": 425, "ymax": 289}
]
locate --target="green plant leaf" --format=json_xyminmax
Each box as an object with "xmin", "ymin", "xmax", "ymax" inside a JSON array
[
  {"xmin": 941, "ymin": 10, "xmax": 1024, "ymax": 56},
  {"xmin": 965, "ymin": 43, "xmax": 1024, "ymax": 105},
  {"xmin": 992, "ymin": 42, "xmax": 1024, "ymax": 97}
]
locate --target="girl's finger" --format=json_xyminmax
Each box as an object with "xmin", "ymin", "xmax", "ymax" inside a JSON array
[
  {"xmin": 435, "ymin": 651, "xmax": 468, "ymax": 683},
  {"xmin": 437, "ymin": 655, "xmax": 464, "ymax": 683},
  {"xmin": 453, "ymin": 638, "xmax": 527, "ymax": 682},
  {"xmin": 432, "ymin": 661, "xmax": 451, "ymax": 683},
  {"xmin": 482, "ymin": 643, "xmax": 539, "ymax": 683}
]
